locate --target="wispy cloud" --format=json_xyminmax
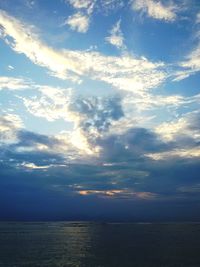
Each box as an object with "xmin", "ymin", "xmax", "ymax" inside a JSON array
[
  {"xmin": 175, "ymin": 45, "xmax": 200, "ymax": 81},
  {"xmin": 0, "ymin": 10, "xmax": 166, "ymax": 92},
  {"xmin": 64, "ymin": 12, "xmax": 90, "ymax": 33},
  {"xmin": 105, "ymin": 20, "xmax": 125, "ymax": 49},
  {"xmin": 0, "ymin": 10, "xmax": 81, "ymax": 81},
  {"xmin": 67, "ymin": 0, "xmax": 94, "ymax": 10},
  {"xmin": 21, "ymin": 85, "xmax": 73, "ymax": 121},
  {"xmin": 132, "ymin": 0, "xmax": 177, "ymax": 22},
  {"xmin": 98, "ymin": 0, "xmax": 124, "ymax": 13},
  {"xmin": 173, "ymin": 10, "xmax": 200, "ymax": 81},
  {"xmin": 77, "ymin": 189, "xmax": 157, "ymax": 199},
  {"xmin": 64, "ymin": 0, "xmax": 95, "ymax": 33},
  {"xmin": 146, "ymin": 147, "xmax": 200, "ymax": 160},
  {"xmin": 7, "ymin": 65, "xmax": 14, "ymax": 71},
  {"xmin": 155, "ymin": 111, "xmax": 200, "ymax": 142},
  {"xmin": 0, "ymin": 76, "xmax": 31, "ymax": 90}
]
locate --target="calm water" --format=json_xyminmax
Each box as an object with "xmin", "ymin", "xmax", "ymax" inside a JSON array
[{"xmin": 0, "ymin": 222, "xmax": 200, "ymax": 267}]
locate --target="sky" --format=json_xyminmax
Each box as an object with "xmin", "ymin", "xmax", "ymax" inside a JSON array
[{"xmin": 0, "ymin": 0, "xmax": 200, "ymax": 221}]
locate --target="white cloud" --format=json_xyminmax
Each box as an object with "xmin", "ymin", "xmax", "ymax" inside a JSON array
[
  {"xmin": 132, "ymin": 0, "xmax": 177, "ymax": 22},
  {"xmin": 97, "ymin": 0, "xmax": 124, "ymax": 14},
  {"xmin": 105, "ymin": 20, "xmax": 125, "ymax": 49},
  {"xmin": 173, "ymin": 13, "xmax": 200, "ymax": 82},
  {"xmin": 106, "ymin": 92, "xmax": 194, "ymax": 139},
  {"xmin": 64, "ymin": 12, "xmax": 90, "ymax": 33},
  {"xmin": 0, "ymin": 10, "xmax": 166, "ymax": 93},
  {"xmin": 21, "ymin": 85, "xmax": 73, "ymax": 122},
  {"xmin": 7, "ymin": 65, "xmax": 14, "ymax": 70},
  {"xmin": 146, "ymin": 147, "xmax": 200, "ymax": 160},
  {"xmin": 0, "ymin": 76, "xmax": 31, "ymax": 90},
  {"xmin": 122, "ymin": 92, "xmax": 185, "ymax": 114},
  {"xmin": 67, "ymin": 0, "xmax": 124, "ymax": 16},
  {"xmin": 155, "ymin": 110, "xmax": 200, "ymax": 142},
  {"xmin": 0, "ymin": 10, "xmax": 82, "ymax": 81},
  {"xmin": 89, "ymin": 53, "xmax": 166, "ymax": 92},
  {"xmin": 21, "ymin": 162, "xmax": 52, "ymax": 169},
  {"xmin": 67, "ymin": 0, "xmax": 93, "ymax": 10},
  {"xmin": 175, "ymin": 44, "xmax": 200, "ymax": 80},
  {"xmin": 155, "ymin": 117, "xmax": 187, "ymax": 142},
  {"xmin": 64, "ymin": 0, "xmax": 95, "ymax": 33}
]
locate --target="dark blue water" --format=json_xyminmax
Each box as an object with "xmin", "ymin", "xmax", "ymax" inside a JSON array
[{"xmin": 0, "ymin": 222, "xmax": 200, "ymax": 267}]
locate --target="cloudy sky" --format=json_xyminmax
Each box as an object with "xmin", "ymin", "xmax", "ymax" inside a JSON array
[{"xmin": 0, "ymin": 0, "xmax": 200, "ymax": 221}]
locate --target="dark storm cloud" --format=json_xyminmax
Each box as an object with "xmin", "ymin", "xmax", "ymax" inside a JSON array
[
  {"xmin": 185, "ymin": 111, "xmax": 200, "ymax": 131},
  {"xmin": 1, "ymin": 148, "xmax": 64, "ymax": 166},
  {"xmin": 96, "ymin": 127, "xmax": 169, "ymax": 163},
  {"xmin": 0, "ymin": 130, "xmax": 64, "ymax": 168},
  {"xmin": 0, "ymin": 115, "xmax": 199, "ymax": 197},
  {"xmin": 16, "ymin": 130, "xmax": 59, "ymax": 148},
  {"xmin": 1, "ymin": 110, "xmax": 200, "ymax": 220}
]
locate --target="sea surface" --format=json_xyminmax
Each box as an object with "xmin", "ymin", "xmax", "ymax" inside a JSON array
[{"xmin": 0, "ymin": 222, "xmax": 200, "ymax": 267}]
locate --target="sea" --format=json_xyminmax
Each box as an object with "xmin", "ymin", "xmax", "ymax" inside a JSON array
[{"xmin": 0, "ymin": 222, "xmax": 200, "ymax": 267}]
